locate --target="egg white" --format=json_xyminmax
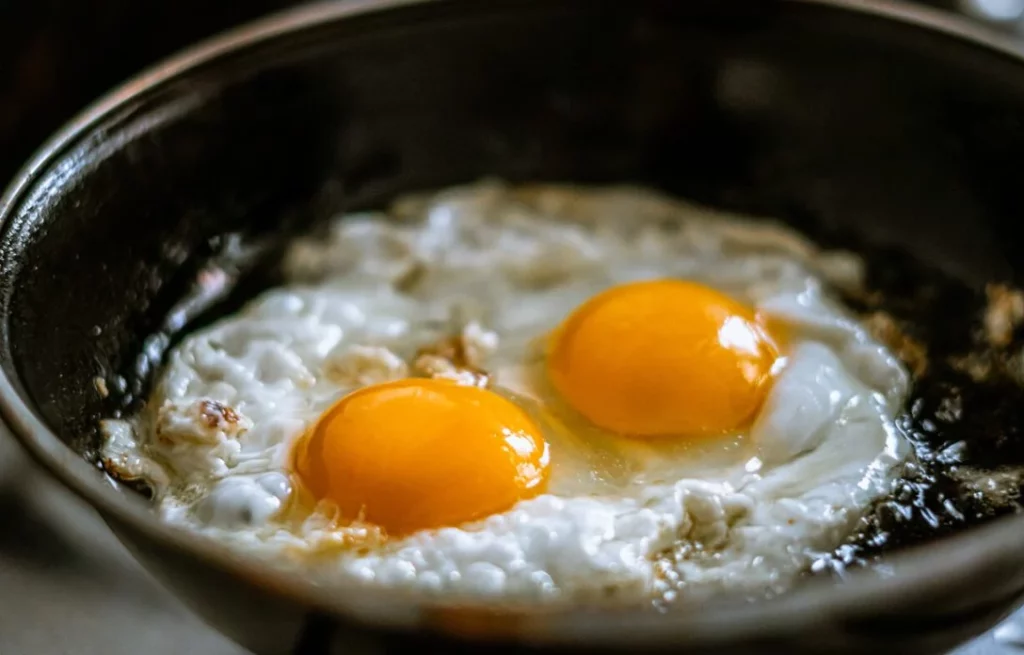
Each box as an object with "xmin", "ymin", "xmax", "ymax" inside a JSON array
[{"xmin": 100, "ymin": 180, "xmax": 910, "ymax": 606}]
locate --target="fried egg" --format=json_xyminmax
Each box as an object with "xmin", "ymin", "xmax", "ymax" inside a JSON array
[{"xmin": 100, "ymin": 181, "xmax": 910, "ymax": 606}]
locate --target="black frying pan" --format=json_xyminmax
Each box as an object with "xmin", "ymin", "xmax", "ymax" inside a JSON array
[{"xmin": 3, "ymin": 1, "xmax": 1024, "ymax": 653}]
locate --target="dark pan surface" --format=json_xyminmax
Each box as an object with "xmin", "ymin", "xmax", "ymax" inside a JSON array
[{"xmin": 4, "ymin": 1, "xmax": 1024, "ymax": 653}]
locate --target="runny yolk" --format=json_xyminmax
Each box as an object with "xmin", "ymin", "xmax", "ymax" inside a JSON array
[
  {"xmin": 293, "ymin": 378, "xmax": 550, "ymax": 536},
  {"xmin": 546, "ymin": 279, "xmax": 780, "ymax": 438}
]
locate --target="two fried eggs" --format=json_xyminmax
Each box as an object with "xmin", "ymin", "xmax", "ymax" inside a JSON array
[{"xmin": 101, "ymin": 181, "xmax": 910, "ymax": 606}]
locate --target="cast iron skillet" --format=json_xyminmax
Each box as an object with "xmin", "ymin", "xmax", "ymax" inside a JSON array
[{"xmin": 4, "ymin": 0, "xmax": 1024, "ymax": 653}]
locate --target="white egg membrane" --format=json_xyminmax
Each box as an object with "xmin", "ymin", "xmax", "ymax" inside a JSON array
[{"xmin": 100, "ymin": 181, "xmax": 910, "ymax": 606}]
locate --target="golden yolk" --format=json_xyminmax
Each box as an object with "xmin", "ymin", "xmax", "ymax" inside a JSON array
[
  {"xmin": 293, "ymin": 378, "xmax": 550, "ymax": 535},
  {"xmin": 546, "ymin": 279, "xmax": 779, "ymax": 438}
]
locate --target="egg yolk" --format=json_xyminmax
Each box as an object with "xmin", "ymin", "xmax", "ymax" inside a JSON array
[
  {"xmin": 293, "ymin": 378, "xmax": 550, "ymax": 535},
  {"xmin": 546, "ymin": 279, "xmax": 779, "ymax": 437}
]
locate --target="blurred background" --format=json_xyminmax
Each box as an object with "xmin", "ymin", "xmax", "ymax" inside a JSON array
[{"xmin": 0, "ymin": 1, "xmax": 1022, "ymax": 653}]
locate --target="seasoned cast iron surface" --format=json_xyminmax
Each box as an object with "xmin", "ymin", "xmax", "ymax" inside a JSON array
[{"xmin": 5, "ymin": 7, "xmax": 1024, "ymax": 649}]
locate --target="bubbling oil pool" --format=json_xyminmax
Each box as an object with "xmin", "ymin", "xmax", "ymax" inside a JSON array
[{"xmin": 92, "ymin": 189, "xmax": 1024, "ymax": 608}]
